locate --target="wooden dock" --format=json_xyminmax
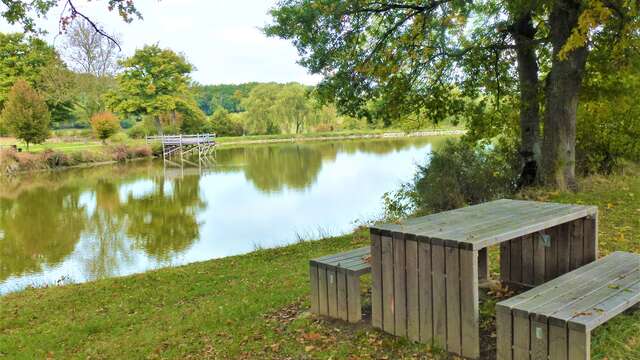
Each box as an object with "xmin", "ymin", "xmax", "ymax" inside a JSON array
[{"xmin": 146, "ymin": 134, "xmax": 216, "ymax": 163}]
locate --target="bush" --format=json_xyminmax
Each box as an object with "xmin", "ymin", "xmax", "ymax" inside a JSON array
[
  {"xmin": 207, "ymin": 108, "xmax": 244, "ymax": 136},
  {"xmin": 91, "ymin": 112, "xmax": 120, "ymax": 143},
  {"xmin": 120, "ymin": 118, "xmax": 135, "ymax": 129},
  {"xmin": 110, "ymin": 132, "xmax": 129, "ymax": 144},
  {"xmin": 384, "ymin": 140, "xmax": 519, "ymax": 218},
  {"xmin": 127, "ymin": 124, "xmax": 149, "ymax": 139}
]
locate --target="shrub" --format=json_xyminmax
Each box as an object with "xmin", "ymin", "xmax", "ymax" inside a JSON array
[
  {"xmin": 128, "ymin": 124, "xmax": 149, "ymax": 139},
  {"xmin": 41, "ymin": 150, "xmax": 73, "ymax": 167},
  {"xmin": 110, "ymin": 132, "xmax": 129, "ymax": 144},
  {"xmin": 384, "ymin": 139, "xmax": 519, "ymax": 218},
  {"xmin": 207, "ymin": 108, "xmax": 243, "ymax": 136},
  {"xmin": 90, "ymin": 112, "xmax": 120, "ymax": 144},
  {"xmin": 1, "ymin": 80, "xmax": 50, "ymax": 149}
]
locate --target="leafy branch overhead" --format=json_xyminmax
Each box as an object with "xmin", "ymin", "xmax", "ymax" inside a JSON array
[
  {"xmin": 1, "ymin": 0, "xmax": 142, "ymax": 49},
  {"xmin": 266, "ymin": 0, "xmax": 640, "ymax": 189}
]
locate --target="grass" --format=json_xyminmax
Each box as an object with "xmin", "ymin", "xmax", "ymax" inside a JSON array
[{"xmin": 1, "ymin": 165, "xmax": 639, "ymax": 359}]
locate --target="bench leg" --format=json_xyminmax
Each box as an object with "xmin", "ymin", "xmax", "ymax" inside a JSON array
[
  {"xmin": 327, "ymin": 268, "xmax": 338, "ymax": 317},
  {"xmin": 479, "ymin": 247, "xmax": 489, "ymax": 282},
  {"xmin": 346, "ymin": 273, "xmax": 361, "ymax": 323},
  {"xmin": 318, "ymin": 265, "xmax": 329, "ymax": 316},
  {"xmin": 337, "ymin": 269, "xmax": 348, "ymax": 321},
  {"xmin": 568, "ymin": 328, "xmax": 590, "ymax": 360},
  {"xmin": 309, "ymin": 264, "xmax": 320, "ymax": 314}
]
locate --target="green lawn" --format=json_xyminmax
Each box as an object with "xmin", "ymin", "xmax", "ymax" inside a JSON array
[{"xmin": 1, "ymin": 165, "xmax": 639, "ymax": 359}]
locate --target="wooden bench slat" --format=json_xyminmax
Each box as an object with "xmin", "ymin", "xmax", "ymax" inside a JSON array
[
  {"xmin": 549, "ymin": 268, "xmax": 640, "ymax": 324},
  {"xmin": 312, "ymin": 247, "xmax": 370, "ymax": 264},
  {"xmin": 569, "ymin": 275, "xmax": 640, "ymax": 331},
  {"xmin": 499, "ymin": 252, "xmax": 631, "ymax": 309}
]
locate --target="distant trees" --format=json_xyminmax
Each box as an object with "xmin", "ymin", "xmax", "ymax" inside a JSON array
[
  {"xmin": 208, "ymin": 108, "xmax": 243, "ymax": 137},
  {"xmin": 91, "ymin": 112, "xmax": 120, "ymax": 144},
  {"xmin": 106, "ymin": 45, "xmax": 206, "ymax": 134},
  {"xmin": 1, "ymin": 80, "xmax": 50, "ymax": 149}
]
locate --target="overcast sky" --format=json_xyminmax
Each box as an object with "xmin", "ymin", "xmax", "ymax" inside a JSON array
[{"xmin": 0, "ymin": 0, "xmax": 321, "ymax": 85}]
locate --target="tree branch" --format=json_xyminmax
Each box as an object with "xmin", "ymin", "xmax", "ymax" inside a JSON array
[{"xmin": 60, "ymin": 0, "xmax": 122, "ymax": 51}]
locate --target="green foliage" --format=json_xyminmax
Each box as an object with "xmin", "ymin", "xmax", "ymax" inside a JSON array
[
  {"xmin": 1, "ymin": 0, "xmax": 142, "ymax": 34},
  {"xmin": 1, "ymin": 79, "xmax": 50, "ymax": 149},
  {"xmin": 90, "ymin": 112, "xmax": 120, "ymax": 143},
  {"xmin": 576, "ymin": 48, "xmax": 640, "ymax": 174},
  {"xmin": 191, "ymin": 83, "xmax": 258, "ymax": 115},
  {"xmin": 385, "ymin": 140, "xmax": 519, "ymax": 217},
  {"xmin": 71, "ymin": 74, "xmax": 117, "ymax": 127},
  {"xmin": 207, "ymin": 108, "xmax": 243, "ymax": 136},
  {"xmin": 0, "ymin": 33, "xmax": 58, "ymax": 107},
  {"xmin": 105, "ymin": 45, "xmax": 200, "ymax": 133}
]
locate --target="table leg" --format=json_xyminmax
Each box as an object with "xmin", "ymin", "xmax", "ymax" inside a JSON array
[{"xmin": 460, "ymin": 248, "xmax": 480, "ymax": 359}]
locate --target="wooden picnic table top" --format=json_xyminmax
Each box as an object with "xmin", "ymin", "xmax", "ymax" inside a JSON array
[{"xmin": 370, "ymin": 199, "xmax": 597, "ymax": 251}]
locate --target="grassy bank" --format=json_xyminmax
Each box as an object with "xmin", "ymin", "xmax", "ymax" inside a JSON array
[{"xmin": 1, "ymin": 166, "xmax": 638, "ymax": 359}]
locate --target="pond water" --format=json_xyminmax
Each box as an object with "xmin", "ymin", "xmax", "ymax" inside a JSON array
[{"xmin": 0, "ymin": 136, "xmax": 451, "ymax": 294}]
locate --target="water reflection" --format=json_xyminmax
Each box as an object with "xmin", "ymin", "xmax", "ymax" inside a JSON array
[{"xmin": 0, "ymin": 136, "xmax": 450, "ymax": 294}]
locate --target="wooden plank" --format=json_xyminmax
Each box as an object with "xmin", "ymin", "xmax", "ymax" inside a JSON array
[
  {"xmin": 530, "ymin": 318, "xmax": 548, "ymax": 360},
  {"xmin": 393, "ymin": 233, "xmax": 407, "ymax": 337},
  {"xmin": 549, "ymin": 268, "xmax": 640, "ymax": 323},
  {"xmin": 337, "ymin": 269, "xmax": 348, "ymax": 321},
  {"xmin": 569, "ymin": 277, "xmax": 640, "ymax": 331},
  {"xmin": 583, "ymin": 215, "xmax": 598, "ymax": 263},
  {"xmin": 460, "ymin": 249, "xmax": 480, "ymax": 359},
  {"xmin": 568, "ymin": 328, "xmax": 590, "ymax": 360},
  {"xmin": 569, "ymin": 218, "xmax": 584, "ymax": 269},
  {"xmin": 549, "ymin": 322, "xmax": 568, "ymax": 360},
  {"xmin": 533, "ymin": 266, "xmax": 640, "ymax": 321},
  {"xmin": 346, "ymin": 273, "xmax": 361, "ymax": 323},
  {"xmin": 313, "ymin": 246, "xmax": 370, "ymax": 265},
  {"xmin": 418, "ymin": 239, "xmax": 433, "ymax": 344},
  {"xmin": 381, "ymin": 235, "xmax": 395, "ymax": 333},
  {"xmin": 431, "ymin": 241, "xmax": 447, "ymax": 349},
  {"xmin": 499, "ymin": 252, "xmax": 634, "ymax": 311},
  {"xmin": 371, "ymin": 232, "xmax": 383, "ymax": 328},
  {"xmin": 318, "ymin": 266, "xmax": 328, "ymax": 316},
  {"xmin": 557, "ymin": 222, "xmax": 571, "ymax": 275},
  {"xmin": 510, "ymin": 237, "xmax": 522, "ymax": 284},
  {"xmin": 445, "ymin": 245, "xmax": 461, "ymax": 355},
  {"xmin": 533, "ymin": 233, "xmax": 546, "ymax": 285},
  {"xmin": 521, "ymin": 235, "xmax": 534, "ymax": 286},
  {"xmin": 327, "ymin": 268, "xmax": 338, "ymax": 318},
  {"xmin": 501, "ymin": 241, "xmax": 511, "ymax": 283},
  {"xmin": 513, "ymin": 312, "xmax": 530, "ymax": 360},
  {"xmin": 405, "ymin": 238, "xmax": 420, "ymax": 341},
  {"xmin": 309, "ymin": 264, "xmax": 320, "ymax": 314},
  {"xmin": 478, "ymin": 247, "xmax": 489, "ymax": 281},
  {"xmin": 495, "ymin": 305, "xmax": 513, "ymax": 360}
]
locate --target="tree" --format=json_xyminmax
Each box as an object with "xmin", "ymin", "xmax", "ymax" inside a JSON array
[
  {"xmin": 208, "ymin": 108, "xmax": 244, "ymax": 136},
  {"xmin": 241, "ymin": 83, "xmax": 283, "ymax": 134},
  {"xmin": 1, "ymin": 79, "xmax": 50, "ymax": 149},
  {"xmin": 90, "ymin": 111, "xmax": 120, "ymax": 143},
  {"xmin": 0, "ymin": 32, "xmax": 75, "ymax": 125},
  {"xmin": 105, "ymin": 45, "xmax": 198, "ymax": 134},
  {"xmin": 267, "ymin": 0, "xmax": 640, "ymax": 190},
  {"xmin": 60, "ymin": 18, "xmax": 122, "ymax": 77}
]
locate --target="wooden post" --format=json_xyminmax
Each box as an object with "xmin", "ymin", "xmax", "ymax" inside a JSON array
[
  {"xmin": 371, "ymin": 231, "xmax": 383, "ymax": 328},
  {"xmin": 460, "ymin": 248, "xmax": 480, "ymax": 359}
]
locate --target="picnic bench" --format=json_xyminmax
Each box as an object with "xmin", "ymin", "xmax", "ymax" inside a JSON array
[
  {"xmin": 309, "ymin": 247, "xmax": 371, "ymax": 323},
  {"xmin": 496, "ymin": 251, "xmax": 640, "ymax": 360},
  {"xmin": 369, "ymin": 199, "xmax": 598, "ymax": 359}
]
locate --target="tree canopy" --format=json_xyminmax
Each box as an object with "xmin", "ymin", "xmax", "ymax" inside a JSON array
[
  {"xmin": 267, "ymin": 0, "xmax": 640, "ymax": 189},
  {"xmin": 105, "ymin": 45, "xmax": 202, "ymax": 133}
]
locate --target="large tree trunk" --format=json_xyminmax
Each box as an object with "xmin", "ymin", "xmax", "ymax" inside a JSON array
[
  {"xmin": 542, "ymin": 0, "xmax": 588, "ymax": 190},
  {"xmin": 513, "ymin": 13, "xmax": 541, "ymax": 188}
]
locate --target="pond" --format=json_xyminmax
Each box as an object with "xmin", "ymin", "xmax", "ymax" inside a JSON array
[{"xmin": 0, "ymin": 136, "xmax": 451, "ymax": 294}]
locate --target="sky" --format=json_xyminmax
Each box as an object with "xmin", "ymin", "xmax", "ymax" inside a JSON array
[{"xmin": 0, "ymin": 0, "xmax": 322, "ymax": 85}]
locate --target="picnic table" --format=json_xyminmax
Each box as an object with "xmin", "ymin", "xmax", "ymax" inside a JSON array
[{"xmin": 369, "ymin": 199, "xmax": 598, "ymax": 359}]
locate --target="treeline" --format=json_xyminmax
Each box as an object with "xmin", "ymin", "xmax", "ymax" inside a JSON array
[{"xmin": 0, "ymin": 22, "xmax": 374, "ymax": 147}]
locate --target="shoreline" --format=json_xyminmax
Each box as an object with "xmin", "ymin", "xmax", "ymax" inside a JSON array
[{"xmin": 1, "ymin": 129, "xmax": 464, "ymax": 176}]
